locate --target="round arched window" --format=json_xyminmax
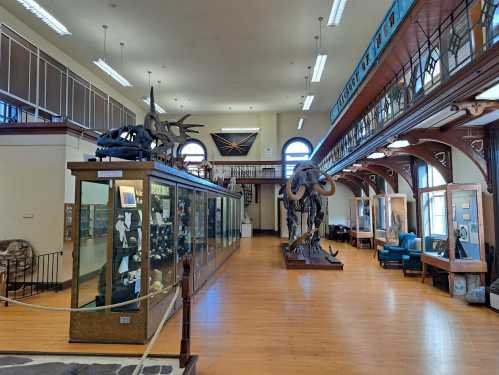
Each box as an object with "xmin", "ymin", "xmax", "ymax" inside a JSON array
[
  {"xmin": 179, "ymin": 140, "xmax": 207, "ymax": 177},
  {"xmin": 282, "ymin": 137, "xmax": 313, "ymax": 178},
  {"xmin": 179, "ymin": 140, "xmax": 207, "ymax": 163}
]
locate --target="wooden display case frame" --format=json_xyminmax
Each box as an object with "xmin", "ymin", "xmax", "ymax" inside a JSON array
[
  {"xmin": 373, "ymin": 193, "xmax": 408, "ymax": 244},
  {"xmin": 349, "ymin": 197, "xmax": 373, "ymax": 249},
  {"xmin": 419, "ymin": 184, "xmax": 486, "ymax": 297},
  {"xmin": 68, "ymin": 161, "xmax": 241, "ymax": 343}
]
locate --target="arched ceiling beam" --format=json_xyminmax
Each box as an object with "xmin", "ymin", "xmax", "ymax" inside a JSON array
[
  {"xmin": 344, "ymin": 171, "xmax": 380, "ymax": 195},
  {"xmin": 405, "ymin": 127, "xmax": 488, "ymax": 188},
  {"xmin": 338, "ymin": 174, "xmax": 369, "ymax": 197},
  {"xmin": 357, "ymin": 164, "xmax": 399, "ymax": 193},
  {"xmin": 365, "ymin": 155, "xmax": 414, "ymax": 193},
  {"xmin": 388, "ymin": 141, "xmax": 453, "ymax": 183},
  {"xmin": 335, "ymin": 178, "xmax": 361, "ymax": 197}
]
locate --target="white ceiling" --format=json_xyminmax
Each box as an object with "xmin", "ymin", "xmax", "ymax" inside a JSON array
[{"xmin": 2, "ymin": 0, "xmax": 392, "ymax": 115}]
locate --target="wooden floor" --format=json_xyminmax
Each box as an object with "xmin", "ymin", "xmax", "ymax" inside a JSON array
[{"xmin": 1, "ymin": 236, "xmax": 499, "ymax": 374}]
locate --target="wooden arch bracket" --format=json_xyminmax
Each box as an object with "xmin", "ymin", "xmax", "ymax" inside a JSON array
[
  {"xmin": 335, "ymin": 177, "xmax": 362, "ymax": 197},
  {"xmin": 390, "ymin": 141, "xmax": 453, "ymax": 183},
  {"xmin": 337, "ymin": 174, "xmax": 369, "ymax": 196},
  {"xmin": 366, "ymin": 155, "xmax": 414, "ymax": 193},
  {"xmin": 344, "ymin": 171, "xmax": 381, "ymax": 195},
  {"xmin": 405, "ymin": 127, "xmax": 488, "ymax": 187},
  {"xmin": 357, "ymin": 164, "xmax": 399, "ymax": 193}
]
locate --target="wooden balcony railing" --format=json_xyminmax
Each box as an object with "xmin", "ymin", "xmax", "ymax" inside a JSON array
[{"xmin": 186, "ymin": 160, "xmax": 294, "ymax": 183}]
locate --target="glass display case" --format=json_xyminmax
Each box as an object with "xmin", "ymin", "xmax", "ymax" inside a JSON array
[
  {"xmin": 419, "ymin": 184, "xmax": 486, "ymax": 296},
  {"xmin": 373, "ymin": 194, "xmax": 408, "ymax": 243},
  {"xmin": 69, "ymin": 161, "xmax": 241, "ymax": 343},
  {"xmin": 349, "ymin": 197, "xmax": 373, "ymax": 248}
]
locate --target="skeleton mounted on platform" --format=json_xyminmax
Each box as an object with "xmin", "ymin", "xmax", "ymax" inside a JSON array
[{"xmin": 281, "ymin": 162, "xmax": 338, "ymax": 259}]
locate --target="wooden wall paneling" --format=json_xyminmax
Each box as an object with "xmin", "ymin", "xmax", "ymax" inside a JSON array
[
  {"xmin": 0, "ymin": 34, "xmax": 9, "ymax": 91},
  {"xmin": 46, "ymin": 63, "xmax": 63, "ymax": 115},
  {"xmin": 37, "ymin": 58, "xmax": 46, "ymax": 109},
  {"xmin": 29, "ymin": 52, "xmax": 36, "ymax": 103},
  {"xmin": 9, "ymin": 39, "xmax": 30, "ymax": 101}
]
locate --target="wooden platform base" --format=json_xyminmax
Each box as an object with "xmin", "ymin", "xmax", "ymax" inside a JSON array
[{"xmin": 281, "ymin": 244, "xmax": 344, "ymax": 270}]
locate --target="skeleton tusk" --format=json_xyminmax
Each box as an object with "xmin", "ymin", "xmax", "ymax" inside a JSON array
[
  {"xmin": 313, "ymin": 174, "xmax": 336, "ymax": 196},
  {"xmin": 286, "ymin": 178, "xmax": 306, "ymax": 201}
]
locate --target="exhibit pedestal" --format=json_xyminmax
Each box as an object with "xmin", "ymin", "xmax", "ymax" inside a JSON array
[
  {"xmin": 281, "ymin": 244, "xmax": 344, "ymax": 270},
  {"xmin": 241, "ymin": 223, "xmax": 253, "ymax": 238}
]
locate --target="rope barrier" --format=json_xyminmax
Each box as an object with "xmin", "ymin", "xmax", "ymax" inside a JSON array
[
  {"xmin": 132, "ymin": 285, "xmax": 180, "ymax": 375},
  {"xmin": 0, "ymin": 281, "xmax": 180, "ymax": 312},
  {"xmin": 0, "ymin": 281, "xmax": 183, "ymax": 375}
]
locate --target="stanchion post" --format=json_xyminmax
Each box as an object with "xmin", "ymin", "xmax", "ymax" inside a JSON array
[{"xmin": 180, "ymin": 255, "xmax": 192, "ymax": 368}]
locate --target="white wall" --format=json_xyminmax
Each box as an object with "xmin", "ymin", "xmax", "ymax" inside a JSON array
[
  {"xmin": 328, "ymin": 183, "xmax": 354, "ymax": 226},
  {"xmin": 0, "ymin": 6, "xmax": 146, "ymax": 121}
]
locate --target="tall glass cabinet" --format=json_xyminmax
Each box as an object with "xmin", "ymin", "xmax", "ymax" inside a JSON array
[{"xmin": 68, "ymin": 161, "xmax": 241, "ymax": 343}]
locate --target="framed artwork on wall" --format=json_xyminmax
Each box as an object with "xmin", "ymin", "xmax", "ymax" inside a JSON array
[{"xmin": 210, "ymin": 132, "xmax": 258, "ymax": 156}]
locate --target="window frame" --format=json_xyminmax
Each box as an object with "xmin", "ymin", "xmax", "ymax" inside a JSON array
[{"xmin": 281, "ymin": 137, "xmax": 313, "ymax": 179}]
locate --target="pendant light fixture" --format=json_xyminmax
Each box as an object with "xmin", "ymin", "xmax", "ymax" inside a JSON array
[
  {"xmin": 142, "ymin": 71, "xmax": 166, "ymax": 114},
  {"xmin": 303, "ymin": 67, "xmax": 315, "ymax": 111},
  {"xmin": 93, "ymin": 25, "xmax": 132, "ymax": 87},
  {"xmin": 16, "ymin": 0, "xmax": 71, "ymax": 35},
  {"xmin": 311, "ymin": 17, "xmax": 328, "ymax": 83},
  {"xmin": 328, "ymin": 0, "xmax": 348, "ymax": 27}
]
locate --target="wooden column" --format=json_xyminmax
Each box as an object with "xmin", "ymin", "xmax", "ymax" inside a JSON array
[
  {"xmin": 180, "ymin": 256, "xmax": 192, "ymax": 368},
  {"xmin": 487, "ymin": 123, "xmax": 499, "ymax": 282}
]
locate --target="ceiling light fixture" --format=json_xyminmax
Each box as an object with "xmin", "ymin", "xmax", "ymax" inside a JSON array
[
  {"xmin": 298, "ymin": 117, "xmax": 304, "ymax": 130},
  {"xmin": 16, "ymin": 0, "xmax": 71, "ymax": 35},
  {"xmin": 343, "ymin": 169, "xmax": 352, "ymax": 172},
  {"xmin": 302, "ymin": 67, "xmax": 314, "ymax": 111},
  {"xmin": 328, "ymin": 0, "xmax": 348, "ymax": 27},
  {"xmin": 367, "ymin": 152, "xmax": 385, "ymax": 159},
  {"xmin": 93, "ymin": 25, "xmax": 132, "ymax": 87},
  {"xmin": 387, "ymin": 139, "xmax": 410, "ymax": 148},
  {"xmin": 220, "ymin": 128, "xmax": 260, "ymax": 132},
  {"xmin": 476, "ymin": 82, "xmax": 499, "ymax": 100},
  {"xmin": 143, "ymin": 97, "xmax": 166, "ymax": 114},
  {"xmin": 311, "ymin": 18, "xmax": 328, "ymax": 83},
  {"xmin": 303, "ymin": 95, "xmax": 315, "ymax": 111},
  {"xmin": 353, "ymin": 163, "xmax": 362, "ymax": 167}
]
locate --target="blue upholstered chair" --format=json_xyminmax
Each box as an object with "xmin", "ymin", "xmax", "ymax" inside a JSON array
[
  {"xmin": 378, "ymin": 232, "xmax": 417, "ymax": 268},
  {"xmin": 402, "ymin": 238, "xmax": 422, "ymax": 276}
]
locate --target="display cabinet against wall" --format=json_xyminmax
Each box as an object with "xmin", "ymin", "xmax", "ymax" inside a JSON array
[
  {"xmin": 349, "ymin": 197, "xmax": 373, "ymax": 248},
  {"xmin": 419, "ymin": 184, "xmax": 486, "ymax": 297},
  {"xmin": 68, "ymin": 161, "xmax": 241, "ymax": 343},
  {"xmin": 373, "ymin": 194, "xmax": 408, "ymax": 244}
]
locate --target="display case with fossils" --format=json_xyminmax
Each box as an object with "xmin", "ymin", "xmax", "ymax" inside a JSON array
[{"xmin": 68, "ymin": 161, "xmax": 241, "ymax": 343}]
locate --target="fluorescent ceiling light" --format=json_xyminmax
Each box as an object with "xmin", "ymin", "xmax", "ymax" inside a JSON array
[
  {"xmin": 367, "ymin": 152, "xmax": 385, "ymax": 159},
  {"xmin": 303, "ymin": 95, "xmax": 315, "ymax": 111},
  {"xmin": 93, "ymin": 58, "xmax": 132, "ymax": 87},
  {"xmin": 353, "ymin": 163, "xmax": 362, "ymax": 167},
  {"xmin": 297, "ymin": 118, "xmax": 304, "ymax": 130},
  {"xmin": 387, "ymin": 140, "xmax": 410, "ymax": 148},
  {"xmin": 143, "ymin": 97, "xmax": 166, "ymax": 114},
  {"xmin": 220, "ymin": 128, "xmax": 260, "ymax": 132},
  {"xmin": 328, "ymin": 0, "xmax": 348, "ymax": 26},
  {"xmin": 343, "ymin": 169, "xmax": 352, "ymax": 172},
  {"xmin": 311, "ymin": 54, "xmax": 328, "ymax": 83},
  {"xmin": 476, "ymin": 82, "xmax": 499, "ymax": 100},
  {"xmin": 17, "ymin": 0, "xmax": 71, "ymax": 35}
]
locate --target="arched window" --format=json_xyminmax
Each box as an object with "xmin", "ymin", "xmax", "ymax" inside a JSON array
[
  {"xmin": 282, "ymin": 137, "xmax": 313, "ymax": 178},
  {"xmin": 178, "ymin": 140, "xmax": 207, "ymax": 177}
]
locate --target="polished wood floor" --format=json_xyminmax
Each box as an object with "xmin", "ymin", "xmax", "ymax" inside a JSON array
[{"xmin": 1, "ymin": 236, "xmax": 499, "ymax": 374}]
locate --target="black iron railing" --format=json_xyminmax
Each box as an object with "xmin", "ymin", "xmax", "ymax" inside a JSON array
[
  {"xmin": 319, "ymin": 0, "xmax": 499, "ymax": 172},
  {"xmin": 2, "ymin": 251, "xmax": 64, "ymax": 306}
]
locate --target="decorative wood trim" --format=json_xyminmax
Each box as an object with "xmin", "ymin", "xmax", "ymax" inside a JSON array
[
  {"xmin": 406, "ymin": 127, "xmax": 488, "ymax": 187},
  {"xmin": 335, "ymin": 178, "xmax": 361, "ymax": 197},
  {"xmin": 357, "ymin": 164, "xmax": 399, "ymax": 193},
  {"xmin": 0, "ymin": 122, "xmax": 98, "ymax": 142},
  {"xmin": 391, "ymin": 141, "xmax": 453, "ymax": 183},
  {"xmin": 366, "ymin": 155, "xmax": 414, "ymax": 193}
]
